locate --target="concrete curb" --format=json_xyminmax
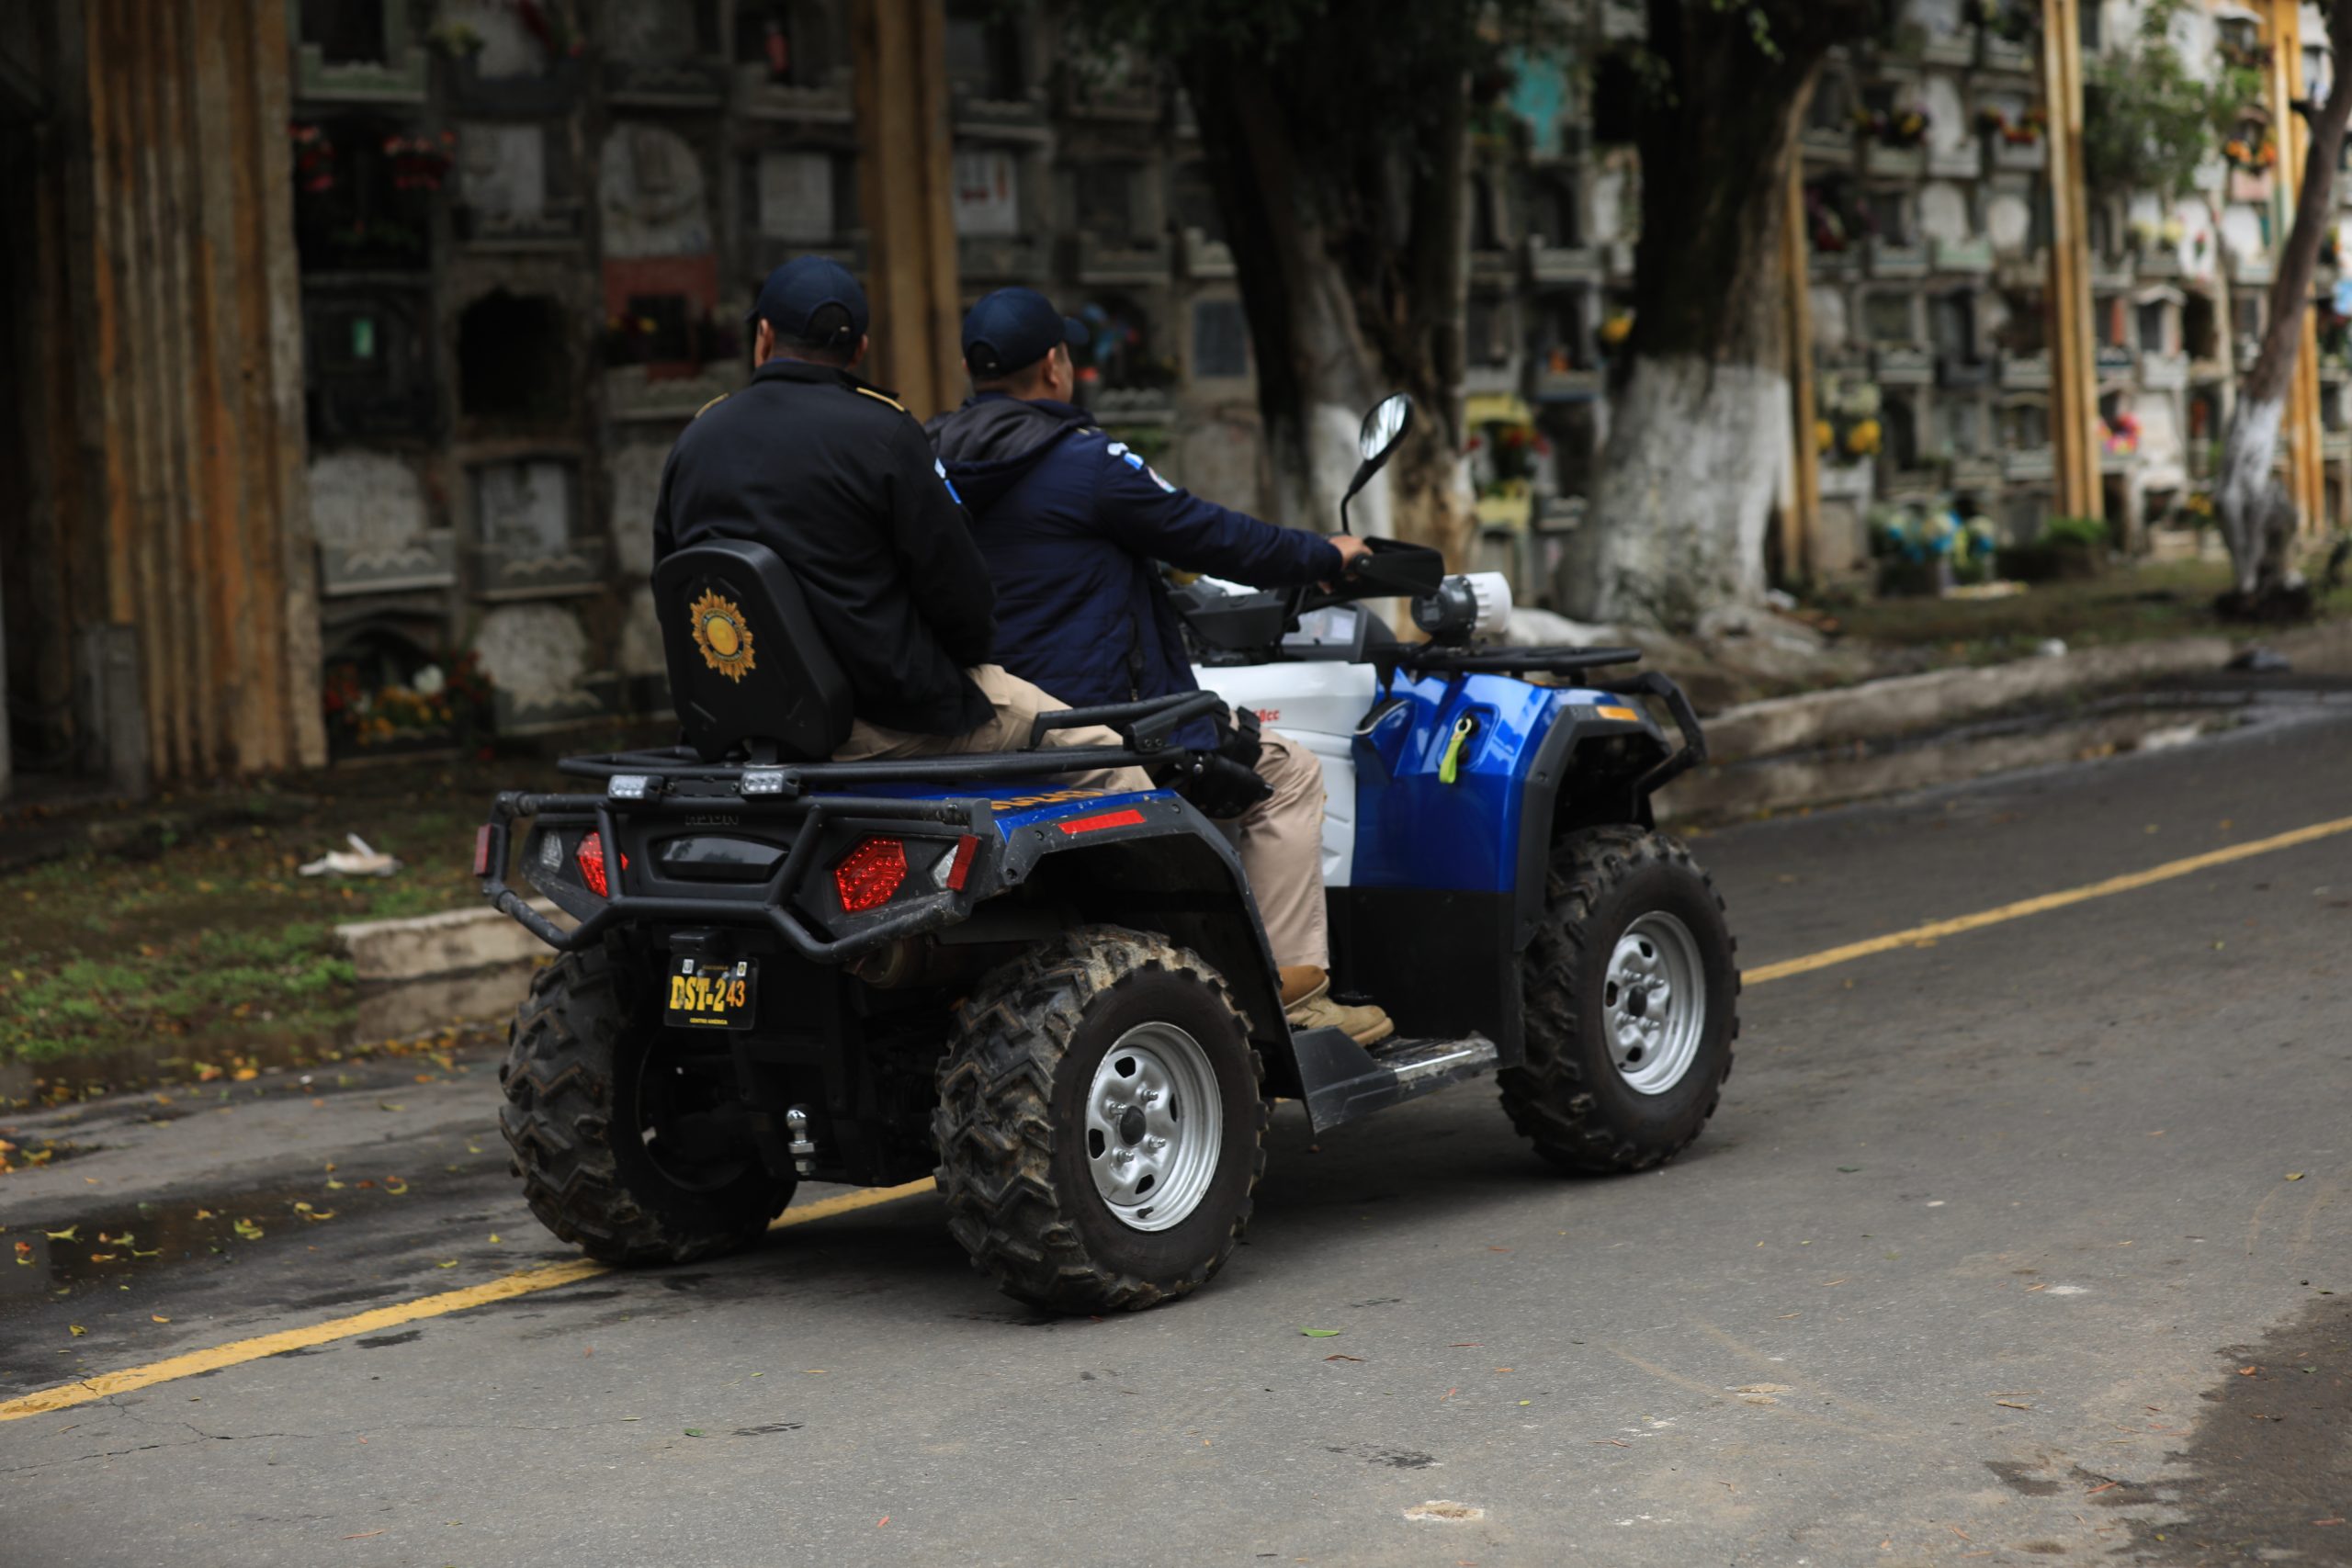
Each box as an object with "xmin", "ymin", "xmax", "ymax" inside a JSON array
[
  {"xmin": 336, "ymin": 901, "xmax": 564, "ymax": 984},
  {"xmin": 1703, "ymin": 637, "xmax": 2236, "ymax": 762}
]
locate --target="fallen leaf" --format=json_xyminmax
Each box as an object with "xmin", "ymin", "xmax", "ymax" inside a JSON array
[
  {"xmin": 2239, "ymin": 1365, "xmax": 2259, "ymax": 1376},
  {"xmin": 1592, "ymin": 1438, "xmax": 1630, "ymax": 1448},
  {"xmin": 877, "ymin": 1517, "xmax": 889, "ymax": 1528},
  {"xmin": 68, "ymin": 1325, "xmax": 85, "ymax": 1337},
  {"xmin": 151, "ymin": 1314, "xmax": 170, "ymax": 1324},
  {"xmin": 192, "ymin": 1210, "xmax": 215, "ymax": 1221},
  {"xmin": 1300, "ymin": 1327, "xmax": 1341, "ymax": 1337},
  {"xmin": 383, "ymin": 1177, "xmax": 409, "ymax": 1195},
  {"xmin": 683, "ymin": 1428, "xmax": 707, "ymax": 1438},
  {"xmin": 378, "ymin": 1102, "xmax": 405, "ymax": 1113},
  {"xmin": 1324, "ymin": 1353, "xmax": 1365, "ymax": 1362},
  {"xmin": 2287, "ymin": 1172, "xmax": 2306, "ymax": 1181},
  {"xmin": 1996, "ymin": 1400, "xmax": 2033, "ymax": 1410},
  {"xmin": 86, "ymin": 1253, "xmax": 117, "ymax": 1263},
  {"xmin": 1440, "ymin": 1386, "xmax": 1457, "ymax": 1402},
  {"xmin": 303, "ymin": 1210, "xmax": 336, "ymax": 1222},
  {"xmin": 2086, "ymin": 1481, "xmax": 2120, "ymax": 1495},
  {"xmin": 1837, "ymin": 1166, "xmax": 1861, "ymax": 1173},
  {"xmin": 342, "ymin": 1530, "xmax": 386, "ymax": 1540},
  {"xmin": 436, "ymin": 1259, "xmax": 458, "ymax": 1269},
  {"xmin": 42, "ymin": 1225, "xmax": 78, "ymax": 1242},
  {"xmin": 487, "ymin": 1234, "xmax": 501, "ymax": 1244}
]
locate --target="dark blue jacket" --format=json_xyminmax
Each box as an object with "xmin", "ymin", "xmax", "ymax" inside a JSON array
[{"xmin": 926, "ymin": 394, "xmax": 1341, "ymax": 740}]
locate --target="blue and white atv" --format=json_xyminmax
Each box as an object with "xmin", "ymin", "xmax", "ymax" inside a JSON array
[{"xmin": 477, "ymin": 394, "xmax": 1736, "ymax": 1314}]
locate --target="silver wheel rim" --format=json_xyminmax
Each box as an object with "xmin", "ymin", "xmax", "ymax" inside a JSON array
[
  {"xmin": 1604, "ymin": 911, "xmax": 1707, "ymax": 1096},
  {"xmin": 1084, "ymin": 1023, "xmax": 1223, "ymax": 1233}
]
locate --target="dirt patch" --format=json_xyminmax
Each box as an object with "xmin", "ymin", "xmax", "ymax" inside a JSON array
[{"xmin": 0, "ymin": 750, "xmax": 592, "ymax": 1096}]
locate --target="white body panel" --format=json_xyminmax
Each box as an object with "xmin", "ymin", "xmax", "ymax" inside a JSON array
[{"xmin": 1190, "ymin": 660, "xmax": 1380, "ymax": 886}]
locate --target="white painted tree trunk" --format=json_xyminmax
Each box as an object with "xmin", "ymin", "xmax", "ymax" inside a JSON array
[
  {"xmin": 1562, "ymin": 355, "xmax": 1791, "ymax": 626},
  {"xmin": 2216, "ymin": 395, "xmax": 2282, "ymax": 598}
]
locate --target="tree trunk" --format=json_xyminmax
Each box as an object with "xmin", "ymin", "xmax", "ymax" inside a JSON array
[
  {"xmin": 2216, "ymin": 3, "xmax": 2352, "ymax": 612},
  {"xmin": 1176, "ymin": 46, "xmax": 1474, "ymax": 560},
  {"xmin": 1559, "ymin": 1, "xmax": 1878, "ymax": 627}
]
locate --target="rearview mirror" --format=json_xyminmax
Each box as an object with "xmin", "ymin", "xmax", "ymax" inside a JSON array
[
  {"xmin": 1340, "ymin": 393, "xmax": 1415, "ymax": 535},
  {"xmin": 1358, "ymin": 393, "xmax": 1413, "ymax": 464}
]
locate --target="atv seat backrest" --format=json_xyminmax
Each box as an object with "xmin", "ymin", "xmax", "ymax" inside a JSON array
[{"xmin": 653, "ymin": 538, "xmax": 854, "ymax": 762}]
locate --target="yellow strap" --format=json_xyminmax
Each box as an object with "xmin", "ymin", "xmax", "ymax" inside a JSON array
[
  {"xmin": 693, "ymin": 393, "xmax": 728, "ymax": 418},
  {"xmin": 854, "ymin": 386, "xmax": 907, "ymax": 414},
  {"xmin": 1438, "ymin": 715, "xmax": 1476, "ymax": 784}
]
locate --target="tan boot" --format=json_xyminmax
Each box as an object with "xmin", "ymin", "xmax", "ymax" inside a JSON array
[{"xmin": 1280, "ymin": 966, "xmax": 1395, "ymax": 1048}]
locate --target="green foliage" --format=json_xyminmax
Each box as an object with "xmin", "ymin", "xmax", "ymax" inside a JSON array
[
  {"xmin": 2082, "ymin": 0, "xmax": 2264, "ymax": 199},
  {"xmin": 2038, "ymin": 514, "xmax": 2111, "ymax": 549}
]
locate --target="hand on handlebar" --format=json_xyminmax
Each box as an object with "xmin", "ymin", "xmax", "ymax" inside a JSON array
[{"xmin": 1322, "ymin": 533, "xmax": 1373, "ymax": 590}]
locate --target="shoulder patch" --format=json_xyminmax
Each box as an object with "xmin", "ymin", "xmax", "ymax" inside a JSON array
[
  {"xmin": 693, "ymin": 392, "xmax": 729, "ymax": 419},
  {"xmin": 854, "ymin": 386, "xmax": 908, "ymax": 414},
  {"xmin": 1106, "ymin": 439, "xmax": 1178, "ymax": 494}
]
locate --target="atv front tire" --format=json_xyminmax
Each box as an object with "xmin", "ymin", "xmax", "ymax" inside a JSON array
[
  {"xmin": 934, "ymin": 926, "xmax": 1266, "ymax": 1314},
  {"xmin": 500, "ymin": 945, "xmax": 792, "ymax": 1265},
  {"xmin": 1501, "ymin": 827, "xmax": 1737, "ymax": 1173}
]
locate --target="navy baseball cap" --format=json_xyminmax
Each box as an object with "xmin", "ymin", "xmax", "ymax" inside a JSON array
[
  {"xmin": 746, "ymin": 256, "xmax": 868, "ymax": 351},
  {"xmin": 962, "ymin": 288, "xmax": 1087, "ymax": 378}
]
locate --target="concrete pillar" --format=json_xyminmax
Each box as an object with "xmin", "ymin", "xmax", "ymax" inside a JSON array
[
  {"xmin": 2042, "ymin": 0, "xmax": 2101, "ymax": 524},
  {"xmin": 2268, "ymin": 0, "xmax": 2330, "ymax": 536},
  {"xmin": 1781, "ymin": 83, "xmax": 1820, "ymax": 585},
  {"xmin": 852, "ymin": 0, "xmax": 963, "ymax": 419}
]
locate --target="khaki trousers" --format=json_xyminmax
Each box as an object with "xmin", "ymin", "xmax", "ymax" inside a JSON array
[
  {"xmin": 836, "ymin": 666, "xmax": 1331, "ymax": 973},
  {"xmin": 833, "ymin": 664, "xmax": 1155, "ymax": 794}
]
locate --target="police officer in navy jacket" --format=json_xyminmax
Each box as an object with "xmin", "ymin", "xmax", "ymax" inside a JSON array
[{"xmin": 928, "ymin": 288, "xmax": 1392, "ymax": 1046}]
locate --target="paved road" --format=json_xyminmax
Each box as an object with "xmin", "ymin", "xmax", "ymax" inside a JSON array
[{"xmin": 4, "ymin": 703, "xmax": 2348, "ymax": 1568}]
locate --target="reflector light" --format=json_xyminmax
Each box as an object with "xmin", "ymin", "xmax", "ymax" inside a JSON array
[
  {"xmin": 1597, "ymin": 705, "xmax": 1642, "ymax": 724},
  {"xmin": 1057, "ymin": 807, "xmax": 1147, "ymax": 836},
  {"xmin": 934, "ymin": 834, "xmax": 979, "ymax": 891},
  {"xmin": 472, "ymin": 825, "xmax": 494, "ymax": 879},
  {"xmin": 576, "ymin": 831, "xmax": 609, "ymax": 897},
  {"xmin": 833, "ymin": 837, "xmax": 909, "ymax": 912}
]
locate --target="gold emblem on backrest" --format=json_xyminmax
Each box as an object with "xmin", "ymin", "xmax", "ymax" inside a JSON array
[{"xmin": 688, "ymin": 589, "xmax": 757, "ymax": 682}]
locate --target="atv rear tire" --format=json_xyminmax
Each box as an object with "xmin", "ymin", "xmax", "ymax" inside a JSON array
[
  {"xmin": 499, "ymin": 945, "xmax": 792, "ymax": 1265},
  {"xmin": 1501, "ymin": 827, "xmax": 1737, "ymax": 1173},
  {"xmin": 934, "ymin": 925, "xmax": 1266, "ymax": 1314}
]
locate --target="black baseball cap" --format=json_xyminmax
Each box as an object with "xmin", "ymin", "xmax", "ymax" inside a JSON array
[
  {"xmin": 746, "ymin": 256, "xmax": 868, "ymax": 351},
  {"xmin": 962, "ymin": 288, "xmax": 1087, "ymax": 378}
]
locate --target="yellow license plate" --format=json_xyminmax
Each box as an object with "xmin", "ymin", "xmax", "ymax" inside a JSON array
[{"xmin": 665, "ymin": 957, "xmax": 757, "ymax": 1029}]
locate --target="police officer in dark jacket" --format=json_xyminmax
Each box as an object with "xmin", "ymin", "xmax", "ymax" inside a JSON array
[
  {"xmin": 653, "ymin": 259, "xmax": 1151, "ymax": 790},
  {"xmin": 927, "ymin": 288, "xmax": 1390, "ymax": 1045}
]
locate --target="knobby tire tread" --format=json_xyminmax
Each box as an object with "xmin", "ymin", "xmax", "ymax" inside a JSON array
[
  {"xmin": 498, "ymin": 945, "xmax": 776, "ymax": 1266},
  {"xmin": 933, "ymin": 924, "xmax": 1266, "ymax": 1314},
  {"xmin": 1501, "ymin": 826, "xmax": 1739, "ymax": 1173}
]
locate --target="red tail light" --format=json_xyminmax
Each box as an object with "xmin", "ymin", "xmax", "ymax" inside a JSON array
[
  {"xmin": 1057, "ymin": 807, "xmax": 1146, "ymax": 836},
  {"xmin": 472, "ymin": 825, "xmax": 494, "ymax": 878},
  {"xmin": 833, "ymin": 837, "xmax": 908, "ymax": 912},
  {"xmin": 577, "ymin": 831, "xmax": 609, "ymax": 897}
]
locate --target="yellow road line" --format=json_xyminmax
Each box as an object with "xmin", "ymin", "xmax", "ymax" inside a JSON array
[
  {"xmin": 1746, "ymin": 814, "xmax": 2352, "ymax": 987},
  {"xmin": 0, "ymin": 1179, "xmax": 933, "ymax": 1424},
  {"xmin": 11, "ymin": 813, "xmax": 2350, "ymax": 1426}
]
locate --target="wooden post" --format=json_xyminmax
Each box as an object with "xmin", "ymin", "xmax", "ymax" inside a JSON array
[
  {"xmin": 853, "ymin": 0, "xmax": 963, "ymax": 419},
  {"xmin": 2042, "ymin": 0, "xmax": 2100, "ymax": 524},
  {"xmin": 2268, "ymin": 0, "xmax": 2329, "ymax": 536},
  {"xmin": 1781, "ymin": 92, "xmax": 1819, "ymax": 585}
]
